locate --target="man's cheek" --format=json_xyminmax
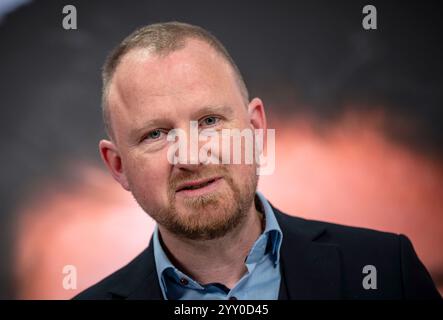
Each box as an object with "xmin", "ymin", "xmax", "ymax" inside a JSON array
[{"xmin": 139, "ymin": 169, "xmax": 169, "ymax": 199}]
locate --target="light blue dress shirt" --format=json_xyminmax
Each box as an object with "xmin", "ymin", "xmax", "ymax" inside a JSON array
[{"xmin": 153, "ymin": 191, "xmax": 283, "ymax": 300}]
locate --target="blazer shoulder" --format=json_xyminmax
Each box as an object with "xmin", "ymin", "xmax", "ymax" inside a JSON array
[
  {"xmin": 274, "ymin": 208, "xmax": 441, "ymax": 299},
  {"xmin": 275, "ymin": 208, "xmax": 400, "ymax": 246},
  {"xmin": 275, "ymin": 208, "xmax": 403, "ymax": 267},
  {"xmin": 73, "ymin": 246, "xmax": 153, "ymax": 300}
]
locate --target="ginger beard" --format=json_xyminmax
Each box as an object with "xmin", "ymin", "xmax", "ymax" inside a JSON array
[{"xmin": 132, "ymin": 164, "xmax": 258, "ymax": 240}]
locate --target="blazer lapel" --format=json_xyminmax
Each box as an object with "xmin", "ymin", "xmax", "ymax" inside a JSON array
[{"xmin": 274, "ymin": 207, "xmax": 343, "ymax": 299}]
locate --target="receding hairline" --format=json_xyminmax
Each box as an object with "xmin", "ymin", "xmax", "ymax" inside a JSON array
[{"xmin": 101, "ymin": 22, "xmax": 249, "ymax": 140}]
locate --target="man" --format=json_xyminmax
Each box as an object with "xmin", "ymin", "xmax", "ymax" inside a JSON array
[{"xmin": 75, "ymin": 22, "xmax": 440, "ymax": 300}]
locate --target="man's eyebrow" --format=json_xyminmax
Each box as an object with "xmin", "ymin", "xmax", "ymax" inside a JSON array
[{"xmin": 190, "ymin": 105, "xmax": 234, "ymax": 119}]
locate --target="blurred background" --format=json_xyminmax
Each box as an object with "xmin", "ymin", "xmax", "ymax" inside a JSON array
[{"xmin": 0, "ymin": 0, "xmax": 442, "ymax": 299}]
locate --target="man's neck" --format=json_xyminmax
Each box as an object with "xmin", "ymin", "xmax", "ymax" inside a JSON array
[{"xmin": 158, "ymin": 204, "xmax": 264, "ymax": 289}]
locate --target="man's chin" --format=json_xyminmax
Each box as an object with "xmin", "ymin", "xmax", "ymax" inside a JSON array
[
  {"xmin": 176, "ymin": 194, "xmax": 219, "ymax": 211},
  {"xmin": 170, "ymin": 218, "xmax": 240, "ymax": 241},
  {"xmin": 174, "ymin": 202, "xmax": 231, "ymax": 222},
  {"xmin": 170, "ymin": 204, "xmax": 243, "ymax": 239}
]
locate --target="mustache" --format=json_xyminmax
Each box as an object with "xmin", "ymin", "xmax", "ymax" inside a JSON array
[{"xmin": 168, "ymin": 165, "xmax": 229, "ymax": 191}]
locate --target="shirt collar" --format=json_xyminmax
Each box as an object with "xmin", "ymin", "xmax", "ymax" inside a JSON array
[
  {"xmin": 255, "ymin": 191, "xmax": 283, "ymax": 265},
  {"xmin": 152, "ymin": 225, "xmax": 176, "ymax": 292}
]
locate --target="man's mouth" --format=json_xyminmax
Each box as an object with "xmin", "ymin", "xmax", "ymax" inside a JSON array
[{"xmin": 175, "ymin": 177, "xmax": 223, "ymax": 196}]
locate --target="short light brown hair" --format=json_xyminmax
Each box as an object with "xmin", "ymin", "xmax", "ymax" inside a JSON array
[{"xmin": 101, "ymin": 21, "xmax": 249, "ymax": 139}]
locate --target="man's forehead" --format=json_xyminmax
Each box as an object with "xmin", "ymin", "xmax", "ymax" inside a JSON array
[{"xmin": 111, "ymin": 38, "xmax": 235, "ymax": 103}]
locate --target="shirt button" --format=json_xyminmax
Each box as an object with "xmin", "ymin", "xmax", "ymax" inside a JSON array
[
  {"xmin": 179, "ymin": 277, "xmax": 189, "ymax": 286},
  {"xmin": 229, "ymin": 296, "xmax": 237, "ymax": 300}
]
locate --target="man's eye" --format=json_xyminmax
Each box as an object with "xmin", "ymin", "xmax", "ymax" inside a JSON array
[
  {"xmin": 200, "ymin": 116, "xmax": 220, "ymax": 127},
  {"xmin": 145, "ymin": 129, "xmax": 164, "ymax": 140}
]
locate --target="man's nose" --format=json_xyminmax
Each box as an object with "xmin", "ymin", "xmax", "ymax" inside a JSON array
[{"xmin": 174, "ymin": 161, "xmax": 205, "ymax": 173}]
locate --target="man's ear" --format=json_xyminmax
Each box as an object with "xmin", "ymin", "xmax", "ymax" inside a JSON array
[
  {"xmin": 247, "ymin": 97, "xmax": 267, "ymax": 131},
  {"xmin": 99, "ymin": 139, "xmax": 130, "ymax": 191}
]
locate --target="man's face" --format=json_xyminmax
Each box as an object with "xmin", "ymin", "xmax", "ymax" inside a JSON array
[{"xmin": 103, "ymin": 39, "xmax": 264, "ymax": 240}]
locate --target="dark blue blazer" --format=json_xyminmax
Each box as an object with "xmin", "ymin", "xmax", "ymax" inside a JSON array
[{"xmin": 74, "ymin": 206, "xmax": 441, "ymax": 300}]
